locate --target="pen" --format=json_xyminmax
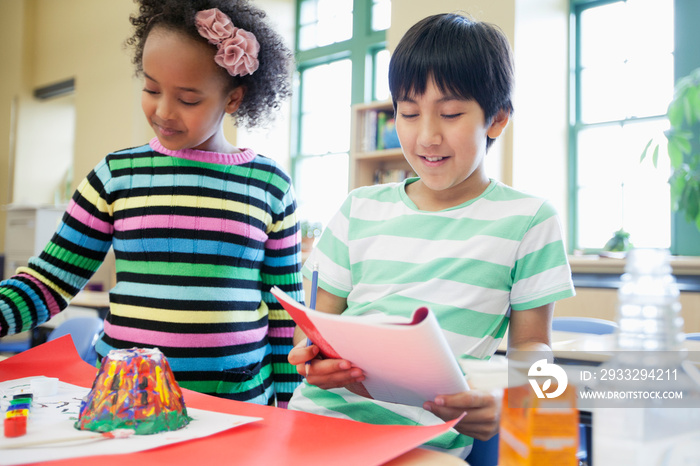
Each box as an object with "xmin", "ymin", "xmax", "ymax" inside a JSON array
[
  {"xmin": 306, "ymin": 263, "xmax": 319, "ymax": 363},
  {"xmin": 309, "ymin": 262, "xmax": 318, "ymax": 310}
]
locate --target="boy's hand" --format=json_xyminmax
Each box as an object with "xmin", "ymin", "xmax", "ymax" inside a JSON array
[
  {"xmin": 288, "ymin": 340, "xmax": 366, "ymax": 390},
  {"xmin": 422, "ymin": 389, "xmax": 502, "ymax": 441}
]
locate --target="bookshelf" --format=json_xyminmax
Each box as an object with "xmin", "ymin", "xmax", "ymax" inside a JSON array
[{"xmin": 349, "ymin": 101, "xmax": 415, "ymax": 189}]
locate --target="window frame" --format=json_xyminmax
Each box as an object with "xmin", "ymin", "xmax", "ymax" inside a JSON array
[
  {"xmin": 568, "ymin": 0, "xmax": 700, "ymax": 256},
  {"xmin": 291, "ymin": 0, "xmax": 388, "ymax": 194}
]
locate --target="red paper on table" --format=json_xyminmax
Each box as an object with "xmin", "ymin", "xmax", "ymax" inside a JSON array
[{"xmin": 0, "ymin": 336, "xmax": 461, "ymax": 466}]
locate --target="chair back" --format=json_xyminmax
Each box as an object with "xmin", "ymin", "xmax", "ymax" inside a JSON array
[
  {"xmin": 47, "ymin": 316, "xmax": 104, "ymax": 366},
  {"xmin": 552, "ymin": 316, "xmax": 617, "ymax": 335},
  {"xmin": 0, "ymin": 331, "xmax": 32, "ymax": 354},
  {"xmin": 465, "ymin": 435, "xmax": 499, "ymax": 466}
]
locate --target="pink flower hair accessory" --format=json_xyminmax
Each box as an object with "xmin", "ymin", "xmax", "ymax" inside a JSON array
[{"xmin": 194, "ymin": 8, "xmax": 260, "ymax": 77}]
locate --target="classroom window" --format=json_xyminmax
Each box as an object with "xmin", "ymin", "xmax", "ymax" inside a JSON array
[
  {"xmin": 373, "ymin": 48, "xmax": 391, "ymax": 101},
  {"xmin": 298, "ymin": 0, "xmax": 353, "ymax": 50},
  {"xmin": 292, "ymin": 0, "xmax": 390, "ymax": 227},
  {"xmin": 571, "ymin": 0, "xmax": 674, "ymax": 251}
]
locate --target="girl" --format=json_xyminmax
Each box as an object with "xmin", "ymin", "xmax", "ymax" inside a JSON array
[
  {"xmin": 0, "ymin": 0, "xmax": 303, "ymax": 408},
  {"xmin": 287, "ymin": 13, "xmax": 575, "ymax": 457}
]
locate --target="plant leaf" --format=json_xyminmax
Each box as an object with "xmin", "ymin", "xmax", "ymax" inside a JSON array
[
  {"xmin": 640, "ymin": 138, "xmax": 654, "ymax": 163},
  {"xmin": 690, "ymin": 86, "xmax": 700, "ymax": 123},
  {"xmin": 677, "ymin": 134, "xmax": 692, "ymax": 154},
  {"xmin": 689, "ymin": 182, "xmax": 700, "ymax": 218},
  {"xmin": 668, "ymin": 139, "xmax": 683, "ymax": 169},
  {"xmin": 668, "ymin": 98, "xmax": 684, "ymax": 127},
  {"xmin": 684, "ymin": 94, "xmax": 693, "ymax": 126},
  {"xmin": 652, "ymin": 145, "xmax": 659, "ymax": 167}
]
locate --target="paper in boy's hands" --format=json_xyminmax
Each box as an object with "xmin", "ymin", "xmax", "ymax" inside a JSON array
[
  {"xmin": 287, "ymin": 300, "xmax": 342, "ymax": 360},
  {"xmin": 271, "ymin": 286, "xmax": 469, "ymax": 407}
]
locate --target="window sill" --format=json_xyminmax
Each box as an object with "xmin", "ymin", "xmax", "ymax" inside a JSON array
[{"xmin": 568, "ymin": 255, "xmax": 700, "ymax": 292}]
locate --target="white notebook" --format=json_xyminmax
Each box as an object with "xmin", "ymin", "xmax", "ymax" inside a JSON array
[{"xmin": 271, "ymin": 286, "xmax": 469, "ymax": 407}]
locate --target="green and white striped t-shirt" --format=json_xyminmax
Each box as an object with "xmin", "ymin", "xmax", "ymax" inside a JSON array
[{"xmin": 289, "ymin": 178, "xmax": 575, "ymax": 457}]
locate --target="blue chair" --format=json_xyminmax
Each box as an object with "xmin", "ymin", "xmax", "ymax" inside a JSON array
[
  {"xmin": 0, "ymin": 331, "xmax": 32, "ymax": 354},
  {"xmin": 685, "ymin": 333, "xmax": 700, "ymax": 341},
  {"xmin": 552, "ymin": 316, "xmax": 617, "ymax": 465},
  {"xmin": 47, "ymin": 316, "xmax": 104, "ymax": 366},
  {"xmin": 552, "ymin": 316, "xmax": 617, "ymax": 335},
  {"xmin": 465, "ymin": 434, "xmax": 499, "ymax": 466}
]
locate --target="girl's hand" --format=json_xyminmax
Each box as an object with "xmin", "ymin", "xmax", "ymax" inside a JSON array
[
  {"xmin": 422, "ymin": 389, "xmax": 502, "ymax": 441},
  {"xmin": 288, "ymin": 341, "xmax": 365, "ymax": 390}
]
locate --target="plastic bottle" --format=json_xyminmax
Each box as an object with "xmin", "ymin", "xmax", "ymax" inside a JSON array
[{"xmin": 593, "ymin": 249, "xmax": 700, "ymax": 466}]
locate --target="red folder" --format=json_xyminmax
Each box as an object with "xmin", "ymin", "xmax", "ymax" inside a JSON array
[{"xmin": 0, "ymin": 336, "xmax": 460, "ymax": 465}]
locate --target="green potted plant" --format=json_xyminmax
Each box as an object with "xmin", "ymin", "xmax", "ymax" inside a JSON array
[
  {"xmin": 300, "ymin": 220, "xmax": 322, "ymax": 252},
  {"xmin": 642, "ymin": 67, "xmax": 700, "ymax": 232}
]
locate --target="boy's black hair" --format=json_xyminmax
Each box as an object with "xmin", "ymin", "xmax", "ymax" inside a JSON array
[
  {"xmin": 127, "ymin": 0, "xmax": 293, "ymax": 129},
  {"xmin": 389, "ymin": 13, "xmax": 514, "ymax": 148}
]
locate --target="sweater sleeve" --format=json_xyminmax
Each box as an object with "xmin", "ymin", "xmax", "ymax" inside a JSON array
[
  {"xmin": 0, "ymin": 159, "xmax": 114, "ymax": 337},
  {"xmin": 262, "ymin": 182, "xmax": 304, "ymax": 408}
]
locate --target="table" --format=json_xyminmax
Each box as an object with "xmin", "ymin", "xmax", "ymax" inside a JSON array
[
  {"xmin": 70, "ymin": 290, "xmax": 110, "ymax": 309},
  {"xmin": 0, "ymin": 337, "xmax": 466, "ymax": 466},
  {"xmin": 498, "ymin": 330, "xmax": 700, "ymax": 364}
]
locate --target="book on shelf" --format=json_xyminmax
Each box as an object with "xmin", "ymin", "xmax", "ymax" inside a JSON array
[
  {"xmin": 376, "ymin": 110, "xmax": 400, "ymax": 151},
  {"xmin": 373, "ymin": 168, "xmax": 416, "ymax": 185},
  {"xmin": 362, "ymin": 109, "xmax": 378, "ymax": 152},
  {"xmin": 270, "ymin": 286, "xmax": 469, "ymax": 407},
  {"xmin": 361, "ymin": 108, "xmax": 400, "ymax": 152}
]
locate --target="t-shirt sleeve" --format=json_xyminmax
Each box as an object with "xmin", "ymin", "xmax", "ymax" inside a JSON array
[{"xmin": 509, "ymin": 200, "xmax": 575, "ymax": 311}]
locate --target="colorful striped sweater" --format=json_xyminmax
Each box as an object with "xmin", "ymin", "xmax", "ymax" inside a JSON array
[{"xmin": 0, "ymin": 138, "xmax": 304, "ymax": 406}]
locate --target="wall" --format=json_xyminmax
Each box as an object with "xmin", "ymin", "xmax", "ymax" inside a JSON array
[
  {"xmin": 0, "ymin": 0, "xmax": 142, "ymax": 253},
  {"xmin": 14, "ymin": 94, "xmax": 75, "ymax": 204},
  {"xmin": 22, "ymin": 0, "xmax": 140, "ymax": 198},
  {"xmin": 512, "ymin": 0, "xmax": 570, "ymax": 241},
  {"xmin": 0, "ymin": 0, "xmax": 27, "ymax": 256}
]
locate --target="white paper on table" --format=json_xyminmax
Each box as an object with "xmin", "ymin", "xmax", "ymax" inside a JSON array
[{"xmin": 0, "ymin": 377, "xmax": 261, "ymax": 466}]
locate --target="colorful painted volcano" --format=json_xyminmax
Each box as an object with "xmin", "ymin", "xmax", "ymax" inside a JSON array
[{"xmin": 75, "ymin": 348, "xmax": 191, "ymax": 434}]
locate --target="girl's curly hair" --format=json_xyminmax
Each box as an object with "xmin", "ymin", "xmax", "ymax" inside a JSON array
[{"xmin": 126, "ymin": 0, "xmax": 293, "ymax": 129}]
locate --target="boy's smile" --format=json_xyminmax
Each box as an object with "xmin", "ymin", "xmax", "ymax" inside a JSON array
[{"xmin": 396, "ymin": 79, "xmax": 509, "ymax": 211}]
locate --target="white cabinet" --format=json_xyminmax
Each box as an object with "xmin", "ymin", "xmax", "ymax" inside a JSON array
[{"xmin": 3, "ymin": 205, "xmax": 66, "ymax": 280}]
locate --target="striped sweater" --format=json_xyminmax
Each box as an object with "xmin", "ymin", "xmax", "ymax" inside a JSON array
[{"xmin": 0, "ymin": 138, "xmax": 304, "ymax": 406}]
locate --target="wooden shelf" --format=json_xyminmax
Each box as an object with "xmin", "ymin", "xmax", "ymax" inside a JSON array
[
  {"xmin": 350, "ymin": 101, "xmax": 413, "ymax": 190},
  {"xmin": 353, "ymin": 148, "xmax": 403, "ymax": 160}
]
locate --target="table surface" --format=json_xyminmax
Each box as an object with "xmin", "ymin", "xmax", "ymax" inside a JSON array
[
  {"xmin": 70, "ymin": 290, "xmax": 110, "ymax": 309},
  {"xmin": 71, "ymin": 290, "xmax": 700, "ymax": 362},
  {"xmin": 498, "ymin": 330, "xmax": 700, "ymax": 363},
  {"xmin": 0, "ymin": 337, "xmax": 467, "ymax": 466}
]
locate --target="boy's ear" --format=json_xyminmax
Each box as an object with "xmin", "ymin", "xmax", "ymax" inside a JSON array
[
  {"xmin": 225, "ymin": 86, "xmax": 246, "ymax": 114},
  {"xmin": 487, "ymin": 109, "xmax": 510, "ymax": 139}
]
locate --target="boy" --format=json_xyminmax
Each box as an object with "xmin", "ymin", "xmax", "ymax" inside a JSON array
[{"xmin": 288, "ymin": 13, "xmax": 574, "ymax": 458}]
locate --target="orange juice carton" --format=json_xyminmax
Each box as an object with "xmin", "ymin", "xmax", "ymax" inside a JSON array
[{"xmin": 498, "ymin": 380, "xmax": 579, "ymax": 465}]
